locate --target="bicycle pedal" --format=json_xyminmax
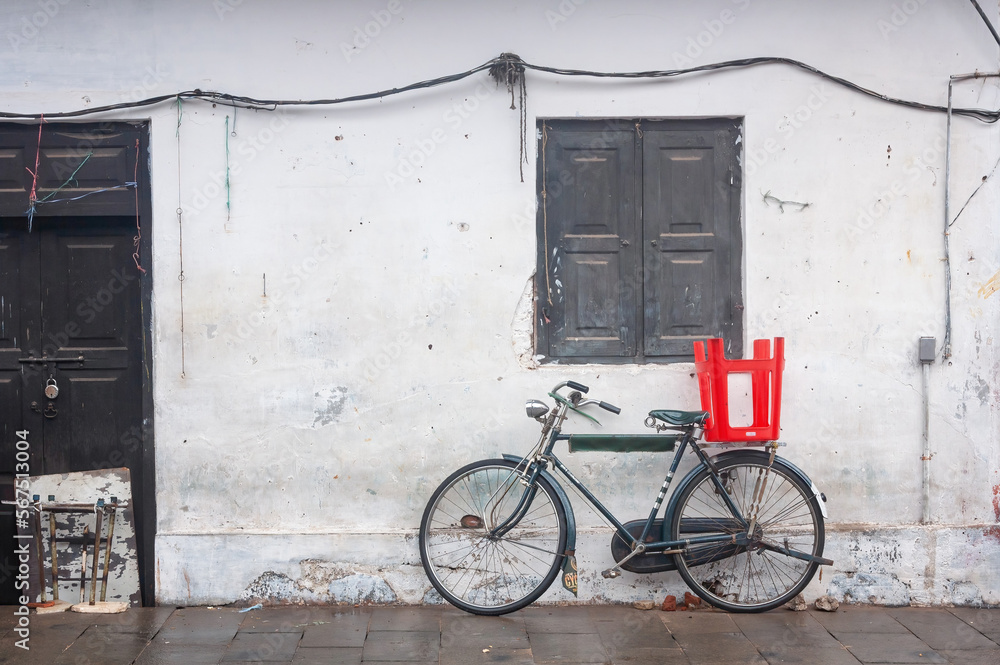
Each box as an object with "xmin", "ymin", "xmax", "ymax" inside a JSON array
[{"xmin": 601, "ymin": 568, "xmax": 621, "ymax": 579}]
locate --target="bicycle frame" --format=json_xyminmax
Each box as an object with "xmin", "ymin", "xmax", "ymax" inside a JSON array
[{"xmin": 499, "ymin": 391, "xmax": 756, "ymax": 569}]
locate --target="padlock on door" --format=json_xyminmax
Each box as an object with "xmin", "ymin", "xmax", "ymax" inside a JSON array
[{"xmin": 44, "ymin": 376, "xmax": 59, "ymax": 400}]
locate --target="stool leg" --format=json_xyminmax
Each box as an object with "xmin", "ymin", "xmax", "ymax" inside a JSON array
[
  {"xmin": 90, "ymin": 510, "xmax": 103, "ymax": 605},
  {"xmin": 48, "ymin": 513, "xmax": 59, "ymax": 602},
  {"xmin": 100, "ymin": 506, "xmax": 117, "ymax": 602},
  {"xmin": 79, "ymin": 525, "xmax": 89, "ymax": 604},
  {"xmin": 32, "ymin": 503, "xmax": 47, "ymax": 603}
]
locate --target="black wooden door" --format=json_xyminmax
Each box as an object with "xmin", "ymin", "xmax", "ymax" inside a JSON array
[{"xmin": 0, "ymin": 122, "xmax": 152, "ymax": 605}]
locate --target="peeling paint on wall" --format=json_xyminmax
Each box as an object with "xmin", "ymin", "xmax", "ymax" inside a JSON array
[
  {"xmin": 828, "ymin": 572, "xmax": 911, "ymax": 606},
  {"xmin": 313, "ymin": 386, "xmax": 348, "ymax": 427}
]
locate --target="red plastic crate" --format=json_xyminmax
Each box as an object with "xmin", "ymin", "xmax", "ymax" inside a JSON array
[{"xmin": 693, "ymin": 337, "xmax": 784, "ymax": 443}]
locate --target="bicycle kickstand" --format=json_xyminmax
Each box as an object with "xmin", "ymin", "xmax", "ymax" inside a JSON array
[{"xmin": 601, "ymin": 542, "xmax": 681, "ymax": 579}]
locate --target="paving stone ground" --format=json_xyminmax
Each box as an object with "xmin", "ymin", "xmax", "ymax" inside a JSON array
[{"xmin": 0, "ymin": 604, "xmax": 997, "ymax": 664}]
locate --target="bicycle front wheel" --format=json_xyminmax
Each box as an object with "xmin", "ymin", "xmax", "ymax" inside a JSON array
[
  {"xmin": 670, "ymin": 451, "xmax": 825, "ymax": 612},
  {"xmin": 419, "ymin": 458, "xmax": 568, "ymax": 615}
]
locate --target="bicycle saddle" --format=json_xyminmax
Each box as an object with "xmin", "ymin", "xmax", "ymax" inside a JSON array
[{"xmin": 648, "ymin": 409, "xmax": 710, "ymax": 426}]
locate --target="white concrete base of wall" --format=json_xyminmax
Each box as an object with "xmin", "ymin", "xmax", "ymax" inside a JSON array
[{"xmin": 156, "ymin": 524, "xmax": 1000, "ymax": 608}]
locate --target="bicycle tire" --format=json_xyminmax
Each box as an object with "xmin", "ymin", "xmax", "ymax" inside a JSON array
[
  {"xmin": 669, "ymin": 451, "xmax": 825, "ymax": 612},
  {"xmin": 419, "ymin": 458, "xmax": 568, "ymax": 615}
]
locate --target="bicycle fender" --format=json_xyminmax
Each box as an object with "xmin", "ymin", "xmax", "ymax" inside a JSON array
[
  {"xmin": 502, "ymin": 454, "xmax": 577, "ymax": 553},
  {"xmin": 771, "ymin": 453, "xmax": 829, "ymax": 520},
  {"xmin": 661, "ymin": 450, "xmax": 828, "ymax": 542}
]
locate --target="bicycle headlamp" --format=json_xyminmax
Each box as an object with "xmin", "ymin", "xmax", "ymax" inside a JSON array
[{"xmin": 525, "ymin": 399, "xmax": 549, "ymax": 419}]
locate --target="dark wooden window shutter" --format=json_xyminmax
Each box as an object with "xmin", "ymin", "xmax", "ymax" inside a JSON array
[{"xmin": 537, "ymin": 118, "xmax": 742, "ymax": 363}]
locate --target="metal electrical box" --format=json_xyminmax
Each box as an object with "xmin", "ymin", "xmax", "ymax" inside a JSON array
[{"xmin": 919, "ymin": 337, "xmax": 936, "ymax": 363}]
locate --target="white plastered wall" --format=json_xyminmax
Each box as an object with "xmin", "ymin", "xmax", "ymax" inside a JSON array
[{"xmin": 2, "ymin": 0, "xmax": 998, "ymax": 606}]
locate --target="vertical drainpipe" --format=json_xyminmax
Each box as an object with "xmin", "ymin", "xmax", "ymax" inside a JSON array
[
  {"xmin": 939, "ymin": 68, "xmax": 1000, "ymax": 524},
  {"xmin": 943, "ymin": 71, "xmax": 1000, "ymax": 359},
  {"xmin": 919, "ymin": 337, "xmax": 935, "ymax": 524},
  {"xmin": 943, "ymin": 80, "xmax": 954, "ymax": 361}
]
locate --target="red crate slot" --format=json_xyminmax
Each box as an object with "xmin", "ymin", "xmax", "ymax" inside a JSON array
[{"xmin": 693, "ymin": 337, "xmax": 784, "ymax": 443}]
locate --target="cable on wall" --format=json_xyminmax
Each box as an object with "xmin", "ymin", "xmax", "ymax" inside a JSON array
[
  {"xmin": 0, "ymin": 54, "xmax": 998, "ymax": 123},
  {"xmin": 489, "ymin": 53, "xmax": 529, "ymax": 181}
]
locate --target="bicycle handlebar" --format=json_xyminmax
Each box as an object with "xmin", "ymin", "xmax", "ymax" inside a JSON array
[{"xmin": 552, "ymin": 381, "xmax": 620, "ymax": 416}]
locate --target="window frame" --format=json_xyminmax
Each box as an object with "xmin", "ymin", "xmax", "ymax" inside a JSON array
[{"xmin": 533, "ymin": 117, "xmax": 744, "ymax": 364}]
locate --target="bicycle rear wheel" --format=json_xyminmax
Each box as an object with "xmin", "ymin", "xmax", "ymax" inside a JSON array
[
  {"xmin": 669, "ymin": 451, "xmax": 825, "ymax": 612},
  {"xmin": 419, "ymin": 458, "xmax": 568, "ymax": 615}
]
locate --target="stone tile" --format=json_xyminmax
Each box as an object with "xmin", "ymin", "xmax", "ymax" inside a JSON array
[
  {"xmin": 949, "ymin": 607, "xmax": 1000, "ymax": 642},
  {"xmin": 596, "ymin": 611, "xmax": 676, "ymax": 650},
  {"xmin": 239, "ymin": 606, "xmax": 347, "ymax": 632},
  {"xmin": 886, "ymin": 607, "xmax": 998, "ymax": 650},
  {"xmin": 441, "ymin": 611, "xmax": 528, "ymax": 649},
  {"xmin": 732, "ymin": 611, "xmax": 842, "ymax": 649},
  {"xmin": 521, "ymin": 606, "xmax": 600, "ymax": 633},
  {"xmin": 587, "ymin": 605, "xmax": 652, "ymax": 622},
  {"xmin": 0, "ymin": 626, "xmax": 88, "ymax": 664},
  {"xmin": 839, "ymin": 632, "xmax": 947, "ymax": 664},
  {"xmin": 154, "ymin": 607, "xmax": 243, "ymax": 645},
  {"xmin": 529, "ymin": 631, "xmax": 608, "ymax": 663},
  {"xmin": 133, "ymin": 643, "xmax": 230, "ymax": 664},
  {"xmin": 810, "ymin": 606, "xmax": 912, "ymax": 637},
  {"xmin": 292, "ymin": 647, "xmax": 363, "ymax": 664},
  {"xmin": 299, "ymin": 613, "xmax": 370, "ymax": 648},
  {"xmin": 221, "ymin": 631, "xmax": 301, "ymax": 661},
  {"xmin": 25, "ymin": 613, "xmax": 94, "ymax": 635},
  {"xmin": 361, "ymin": 630, "xmax": 440, "ymax": 662},
  {"xmin": 369, "ymin": 607, "xmax": 441, "ymax": 632},
  {"xmin": 80, "ymin": 607, "xmax": 175, "ymax": 636},
  {"xmin": 672, "ymin": 632, "xmax": 766, "ymax": 665},
  {"xmin": 939, "ymin": 649, "xmax": 1000, "ymax": 665},
  {"xmin": 440, "ymin": 645, "xmax": 534, "ymax": 665},
  {"xmin": 52, "ymin": 630, "xmax": 150, "ymax": 665},
  {"xmin": 659, "ymin": 610, "xmax": 740, "ymax": 635},
  {"xmin": 758, "ymin": 646, "xmax": 861, "ymax": 665},
  {"xmin": 607, "ymin": 646, "xmax": 689, "ymax": 665}
]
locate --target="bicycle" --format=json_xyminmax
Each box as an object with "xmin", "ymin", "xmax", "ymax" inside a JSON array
[{"xmin": 419, "ymin": 375, "xmax": 832, "ymax": 616}]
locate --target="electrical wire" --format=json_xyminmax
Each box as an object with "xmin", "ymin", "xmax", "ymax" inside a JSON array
[
  {"xmin": 0, "ymin": 55, "xmax": 997, "ymax": 123},
  {"xmin": 517, "ymin": 57, "xmax": 1000, "ymax": 123},
  {"xmin": 969, "ymin": 0, "xmax": 1000, "ymax": 49}
]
